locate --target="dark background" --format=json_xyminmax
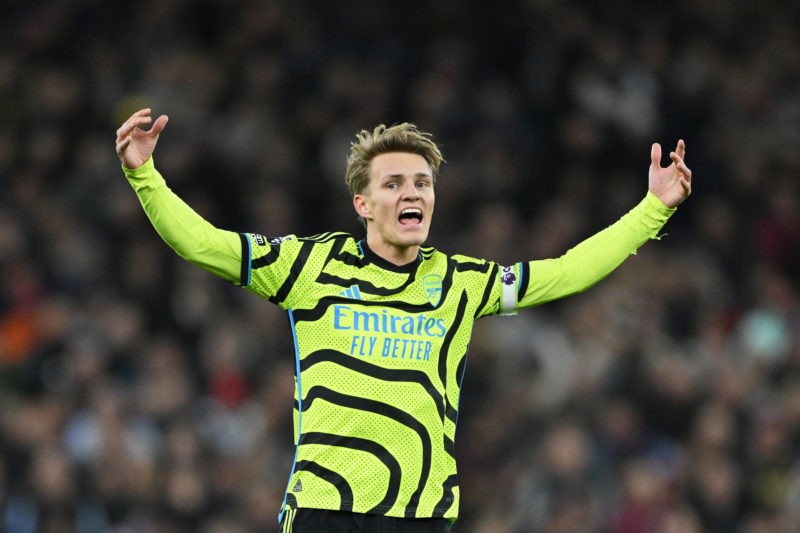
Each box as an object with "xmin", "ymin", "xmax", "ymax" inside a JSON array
[{"xmin": 1, "ymin": 1, "xmax": 799, "ymax": 531}]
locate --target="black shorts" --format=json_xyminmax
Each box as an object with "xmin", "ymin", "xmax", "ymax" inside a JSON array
[{"xmin": 280, "ymin": 509, "xmax": 452, "ymax": 532}]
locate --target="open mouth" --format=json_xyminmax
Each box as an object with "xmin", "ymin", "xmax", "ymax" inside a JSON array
[{"xmin": 398, "ymin": 207, "xmax": 423, "ymax": 226}]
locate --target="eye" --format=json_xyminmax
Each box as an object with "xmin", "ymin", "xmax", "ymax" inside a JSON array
[
  {"xmin": 416, "ymin": 181, "xmax": 431, "ymax": 189},
  {"xmin": 386, "ymin": 182, "xmax": 399, "ymax": 190}
]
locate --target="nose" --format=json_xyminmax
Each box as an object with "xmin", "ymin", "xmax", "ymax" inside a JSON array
[{"xmin": 401, "ymin": 180, "xmax": 420, "ymax": 199}]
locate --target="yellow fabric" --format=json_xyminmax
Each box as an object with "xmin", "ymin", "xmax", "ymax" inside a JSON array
[
  {"xmin": 520, "ymin": 191, "xmax": 675, "ymax": 308},
  {"xmin": 124, "ymin": 158, "xmax": 677, "ymax": 523},
  {"xmin": 243, "ymin": 234, "xmax": 499, "ymax": 519},
  {"xmin": 125, "ymin": 158, "xmax": 675, "ymax": 313},
  {"xmin": 123, "ymin": 158, "xmax": 242, "ymax": 282}
]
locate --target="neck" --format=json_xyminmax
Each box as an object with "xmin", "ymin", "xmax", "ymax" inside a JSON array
[{"xmin": 365, "ymin": 235, "xmax": 420, "ymax": 266}]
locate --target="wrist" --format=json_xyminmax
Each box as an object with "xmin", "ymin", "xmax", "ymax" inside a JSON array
[
  {"xmin": 122, "ymin": 156, "xmax": 155, "ymax": 175},
  {"xmin": 123, "ymin": 157, "xmax": 165, "ymax": 192},
  {"xmin": 645, "ymin": 190, "xmax": 677, "ymax": 214}
]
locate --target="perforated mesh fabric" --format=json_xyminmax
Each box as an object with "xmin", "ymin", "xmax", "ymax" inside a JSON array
[{"xmin": 242, "ymin": 232, "xmax": 518, "ymax": 520}]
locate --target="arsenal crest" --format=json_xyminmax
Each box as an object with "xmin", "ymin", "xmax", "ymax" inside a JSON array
[{"xmin": 422, "ymin": 274, "xmax": 443, "ymax": 307}]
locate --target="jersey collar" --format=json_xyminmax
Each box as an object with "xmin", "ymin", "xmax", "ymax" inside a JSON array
[{"xmin": 358, "ymin": 240, "xmax": 422, "ymax": 273}]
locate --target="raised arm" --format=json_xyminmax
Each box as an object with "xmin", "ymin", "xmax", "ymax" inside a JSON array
[
  {"xmin": 516, "ymin": 140, "xmax": 692, "ymax": 308},
  {"xmin": 116, "ymin": 109, "xmax": 243, "ymax": 283}
]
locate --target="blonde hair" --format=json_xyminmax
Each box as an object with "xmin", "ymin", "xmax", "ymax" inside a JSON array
[{"xmin": 344, "ymin": 123, "xmax": 444, "ymax": 196}]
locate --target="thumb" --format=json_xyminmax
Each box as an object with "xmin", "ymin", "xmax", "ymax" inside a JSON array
[
  {"xmin": 149, "ymin": 114, "xmax": 169, "ymax": 137},
  {"xmin": 650, "ymin": 142, "xmax": 662, "ymax": 170}
]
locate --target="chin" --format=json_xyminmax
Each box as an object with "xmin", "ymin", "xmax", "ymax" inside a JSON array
[{"xmin": 405, "ymin": 234, "xmax": 429, "ymax": 247}]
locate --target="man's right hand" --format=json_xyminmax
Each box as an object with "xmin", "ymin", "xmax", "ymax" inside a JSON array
[{"xmin": 115, "ymin": 108, "xmax": 169, "ymax": 170}]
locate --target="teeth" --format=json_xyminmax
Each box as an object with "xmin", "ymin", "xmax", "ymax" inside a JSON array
[{"xmin": 401, "ymin": 208, "xmax": 422, "ymax": 215}]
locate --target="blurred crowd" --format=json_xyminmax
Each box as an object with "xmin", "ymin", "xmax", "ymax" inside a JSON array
[{"xmin": 2, "ymin": 0, "xmax": 800, "ymax": 531}]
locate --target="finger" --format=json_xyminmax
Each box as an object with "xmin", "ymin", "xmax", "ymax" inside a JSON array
[
  {"xmin": 128, "ymin": 108, "xmax": 151, "ymax": 120},
  {"xmin": 675, "ymin": 139, "xmax": 686, "ymax": 159},
  {"xmin": 680, "ymin": 177, "xmax": 691, "ymax": 196},
  {"xmin": 148, "ymin": 115, "xmax": 169, "ymax": 137},
  {"xmin": 116, "ymin": 136, "xmax": 131, "ymax": 155},
  {"xmin": 669, "ymin": 150, "xmax": 688, "ymax": 168},
  {"xmin": 117, "ymin": 115, "xmax": 153, "ymax": 139},
  {"xmin": 117, "ymin": 108, "xmax": 152, "ymax": 133},
  {"xmin": 678, "ymin": 162, "xmax": 692, "ymax": 181},
  {"xmin": 670, "ymin": 153, "xmax": 692, "ymax": 179},
  {"xmin": 650, "ymin": 143, "xmax": 662, "ymax": 169}
]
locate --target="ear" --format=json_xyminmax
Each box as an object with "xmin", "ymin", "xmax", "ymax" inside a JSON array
[{"xmin": 353, "ymin": 194, "xmax": 371, "ymax": 220}]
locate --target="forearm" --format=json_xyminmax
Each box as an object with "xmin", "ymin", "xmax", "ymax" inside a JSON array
[
  {"xmin": 518, "ymin": 191, "xmax": 675, "ymax": 307},
  {"xmin": 124, "ymin": 158, "xmax": 242, "ymax": 283}
]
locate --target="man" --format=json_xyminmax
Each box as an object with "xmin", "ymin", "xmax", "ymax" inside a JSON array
[{"xmin": 116, "ymin": 108, "xmax": 691, "ymax": 532}]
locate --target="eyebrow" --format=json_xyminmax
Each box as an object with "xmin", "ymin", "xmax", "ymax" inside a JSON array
[{"xmin": 380, "ymin": 172, "xmax": 432, "ymax": 180}]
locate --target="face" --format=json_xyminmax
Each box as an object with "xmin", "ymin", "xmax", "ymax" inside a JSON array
[{"xmin": 354, "ymin": 152, "xmax": 435, "ymax": 263}]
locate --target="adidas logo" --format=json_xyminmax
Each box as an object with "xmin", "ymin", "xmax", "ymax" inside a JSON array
[
  {"xmin": 339, "ymin": 285, "xmax": 363, "ymax": 300},
  {"xmin": 293, "ymin": 479, "xmax": 303, "ymax": 492}
]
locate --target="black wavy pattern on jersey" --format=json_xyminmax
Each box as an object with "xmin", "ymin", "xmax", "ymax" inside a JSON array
[
  {"xmin": 517, "ymin": 261, "xmax": 530, "ymax": 299},
  {"xmin": 444, "ymin": 354, "xmax": 468, "ymax": 422},
  {"xmin": 300, "ymin": 432, "xmax": 401, "ymax": 513},
  {"xmin": 294, "ymin": 460, "xmax": 354, "ymax": 512},
  {"xmin": 314, "ymin": 235, "xmax": 422, "ymax": 295},
  {"xmin": 304, "ymin": 231, "xmax": 352, "ymax": 243},
  {"xmin": 323, "ymin": 235, "xmax": 362, "ymax": 267},
  {"xmin": 253, "ymin": 235, "xmax": 346, "ymax": 296},
  {"xmin": 432, "ymin": 474, "xmax": 459, "ymax": 517},
  {"xmin": 238, "ymin": 233, "xmax": 250, "ymax": 286},
  {"xmin": 316, "ymin": 270, "xmax": 419, "ymax": 297},
  {"xmin": 301, "ymin": 386, "xmax": 431, "ymax": 518},
  {"xmin": 285, "ymin": 493, "xmax": 298, "ymax": 510},
  {"xmin": 442, "ymin": 256, "xmax": 493, "ymax": 320},
  {"xmin": 267, "ymin": 240, "xmax": 316, "ymax": 305},
  {"xmin": 438, "ymin": 292, "xmax": 468, "ymax": 416},
  {"xmin": 443, "ymin": 435, "xmax": 455, "ymax": 458},
  {"xmin": 251, "ymin": 244, "xmax": 281, "ymax": 269},
  {"xmin": 474, "ymin": 263, "xmax": 499, "ymax": 318},
  {"xmin": 445, "ymin": 354, "xmax": 467, "ymax": 424},
  {"xmin": 452, "ymin": 258, "xmax": 492, "ymax": 274},
  {"xmin": 435, "ymin": 258, "xmax": 456, "ymax": 309},
  {"xmin": 444, "ymin": 398, "xmax": 457, "ymax": 425},
  {"xmin": 299, "ymin": 349, "xmax": 444, "ymax": 420}
]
